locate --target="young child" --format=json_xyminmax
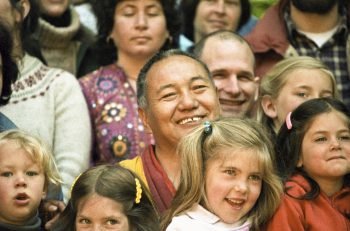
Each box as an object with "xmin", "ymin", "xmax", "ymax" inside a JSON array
[
  {"xmin": 162, "ymin": 117, "xmax": 283, "ymax": 231},
  {"xmin": 258, "ymin": 56, "xmax": 339, "ymax": 137},
  {"xmin": 52, "ymin": 164, "xmax": 160, "ymax": 231},
  {"xmin": 267, "ymin": 97, "xmax": 350, "ymax": 230},
  {"xmin": 0, "ymin": 129, "xmax": 61, "ymax": 231}
]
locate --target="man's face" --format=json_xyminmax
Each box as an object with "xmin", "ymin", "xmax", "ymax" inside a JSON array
[
  {"xmin": 200, "ymin": 38, "xmax": 258, "ymax": 118},
  {"xmin": 194, "ymin": 0, "xmax": 241, "ymax": 42},
  {"xmin": 139, "ymin": 55, "xmax": 220, "ymax": 148},
  {"xmin": 291, "ymin": 0, "xmax": 338, "ymax": 14}
]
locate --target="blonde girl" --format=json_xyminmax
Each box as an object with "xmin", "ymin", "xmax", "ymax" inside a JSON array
[
  {"xmin": 162, "ymin": 117, "xmax": 282, "ymax": 231},
  {"xmin": 258, "ymin": 56, "xmax": 339, "ymax": 136}
]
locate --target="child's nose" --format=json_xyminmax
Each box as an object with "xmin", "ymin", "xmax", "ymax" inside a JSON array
[
  {"xmin": 233, "ymin": 181, "xmax": 248, "ymax": 193},
  {"xmin": 15, "ymin": 174, "xmax": 27, "ymax": 187},
  {"xmin": 330, "ymin": 138, "xmax": 341, "ymax": 150},
  {"xmin": 92, "ymin": 224, "xmax": 102, "ymax": 231}
]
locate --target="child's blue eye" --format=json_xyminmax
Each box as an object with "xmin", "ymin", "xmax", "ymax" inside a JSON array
[
  {"xmin": 224, "ymin": 169, "xmax": 236, "ymax": 175},
  {"xmin": 315, "ymin": 137, "xmax": 327, "ymax": 142},
  {"xmin": 1, "ymin": 172, "xmax": 13, "ymax": 177},
  {"xmin": 106, "ymin": 219, "xmax": 119, "ymax": 225},
  {"xmin": 26, "ymin": 171, "xmax": 38, "ymax": 176},
  {"xmin": 296, "ymin": 92, "xmax": 307, "ymax": 98},
  {"xmin": 249, "ymin": 174, "xmax": 262, "ymax": 182},
  {"xmin": 79, "ymin": 218, "xmax": 91, "ymax": 224},
  {"xmin": 339, "ymin": 135, "xmax": 350, "ymax": 141}
]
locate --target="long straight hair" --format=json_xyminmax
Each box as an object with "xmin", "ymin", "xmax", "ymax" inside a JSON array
[{"xmin": 162, "ymin": 117, "xmax": 282, "ymax": 231}]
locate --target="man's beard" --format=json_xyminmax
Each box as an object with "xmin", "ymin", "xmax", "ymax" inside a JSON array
[{"xmin": 291, "ymin": 0, "xmax": 339, "ymax": 14}]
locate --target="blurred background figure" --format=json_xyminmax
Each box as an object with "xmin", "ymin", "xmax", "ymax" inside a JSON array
[
  {"xmin": 0, "ymin": 22, "xmax": 19, "ymax": 131},
  {"xmin": 24, "ymin": 0, "xmax": 95, "ymax": 77},
  {"xmin": 79, "ymin": 0, "xmax": 180, "ymax": 165},
  {"xmin": 179, "ymin": 0, "xmax": 257, "ymax": 51},
  {"xmin": 72, "ymin": 0, "xmax": 98, "ymax": 34},
  {"xmin": 250, "ymin": 0, "xmax": 277, "ymax": 17},
  {"xmin": 245, "ymin": 0, "xmax": 350, "ymax": 109}
]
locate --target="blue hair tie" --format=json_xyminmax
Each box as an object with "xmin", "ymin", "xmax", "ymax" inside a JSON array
[{"xmin": 203, "ymin": 121, "xmax": 212, "ymax": 134}]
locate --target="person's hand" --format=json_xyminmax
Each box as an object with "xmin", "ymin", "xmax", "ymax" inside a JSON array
[{"xmin": 42, "ymin": 200, "xmax": 66, "ymax": 230}]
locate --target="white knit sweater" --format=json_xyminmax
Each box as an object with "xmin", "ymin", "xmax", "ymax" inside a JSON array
[{"xmin": 0, "ymin": 54, "xmax": 91, "ymax": 201}]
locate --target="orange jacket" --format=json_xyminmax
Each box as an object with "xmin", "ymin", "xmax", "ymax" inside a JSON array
[{"xmin": 265, "ymin": 174, "xmax": 350, "ymax": 231}]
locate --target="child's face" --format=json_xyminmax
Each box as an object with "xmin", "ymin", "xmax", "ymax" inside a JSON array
[
  {"xmin": 265, "ymin": 68, "xmax": 333, "ymax": 131},
  {"xmin": 204, "ymin": 148, "xmax": 262, "ymax": 224},
  {"xmin": 76, "ymin": 193, "xmax": 130, "ymax": 231},
  {"xmin": 0, "ymin": 141, "xmax": 46, "ymax": 225},
  {"xmin": 300, "ymin": 110, "xmax": 350, "ymax": 193}
]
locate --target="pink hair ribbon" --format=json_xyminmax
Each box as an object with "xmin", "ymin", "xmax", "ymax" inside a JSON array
[{"xmin": 286, "ymin": 112, "xmax": 293, "ymax": 130}]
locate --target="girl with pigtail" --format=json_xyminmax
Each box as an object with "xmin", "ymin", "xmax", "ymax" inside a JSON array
[{"xmin": 162, "ymin": 117, "xmax": 282, "ymax": 231}]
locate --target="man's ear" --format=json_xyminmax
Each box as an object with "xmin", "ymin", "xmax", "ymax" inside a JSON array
[
  {"xmin": 15, "ymin": 0, "xmax": 31, "ymax": 22},
  {"xmin": 261, "ymin": 95, "xmax": 278, "ymax": 119},
  {"xmin": 253, "ymin": 76, "xmax": 260, "ymax": 101},
  {"xmin": 138, "ymin": 108, "xmax": 152, "ymax": 133}
]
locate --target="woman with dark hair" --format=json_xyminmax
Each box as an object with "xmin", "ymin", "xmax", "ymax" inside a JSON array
[
  {"xmin": 179, "ymin": 0, "xmax": 257, "ymax": 51},
  {"xmin": 79, "ymin": 0, "xmax": 181, "ymax": 166},
  {"xmin": 0, "ymin": 22, "xmax": 18, "ymax": 131}
]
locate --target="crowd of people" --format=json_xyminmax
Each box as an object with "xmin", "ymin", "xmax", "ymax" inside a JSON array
[{"xmin": 0, "ymin": 0, "xmax": 349, "ymax": 230}]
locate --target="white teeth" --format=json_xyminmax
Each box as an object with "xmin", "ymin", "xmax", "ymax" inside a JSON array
[
  {"xmin": 179, "ymin": 117, "xmax": 202, "ymax": 125},
  {"xmin": 228, "ymin": 199, "xmax": 244, "ymax": 204}
]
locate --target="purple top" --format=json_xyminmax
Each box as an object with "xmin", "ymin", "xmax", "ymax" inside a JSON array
[{"xmin": 79, "ymin": 64, "xmax": 153, "ymax": 165}]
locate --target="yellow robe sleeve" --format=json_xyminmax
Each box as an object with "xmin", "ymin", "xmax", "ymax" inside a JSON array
[{"xmin": 119, "ymin": 156, "xmax": 149, "ymax": 190}]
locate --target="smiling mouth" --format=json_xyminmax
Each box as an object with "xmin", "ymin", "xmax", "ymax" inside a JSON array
[
  {"xmin": 220, "ymin": 99, "xmax": 245, "ymax": 106},
  {"xmin": 226, "ymin": 198, "xmax": 245, "ymax": 209},
  {"xmin": 178, "ymin": 116, "xmax": 203, "ymax": 125},
  {"xmin": 208, "ymin": 20, "xmax": 226, "ymax": 27},
  {"xmin": 328, "ymin": 156, "xmax": 346, "ymax": 161}
]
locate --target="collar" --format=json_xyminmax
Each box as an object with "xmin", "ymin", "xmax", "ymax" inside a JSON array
[
  {"xmin": 0, "ymin": 211, "xmax": 41, "ymax": 231},
  {"xmin": 38, "ymin": 7, "xmax": 80, "ymax": 49},
  {"xmin": 185, "ymin": 203, "xmax": 251, "ymax": 229}
]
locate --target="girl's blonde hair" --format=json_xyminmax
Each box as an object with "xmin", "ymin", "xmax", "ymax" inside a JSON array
[
  {"xmin": 162, "ymin": 117, "xmax": 283, "ymax": 231},
  {"xmin": 0, "ymin": 129, "xmax": 61, "ymax": 188},
  {"xmin": 257, "ymin": 56, "xmax": 339, "ymax": 133}
]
